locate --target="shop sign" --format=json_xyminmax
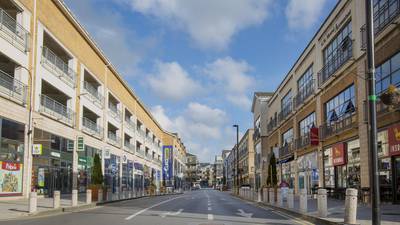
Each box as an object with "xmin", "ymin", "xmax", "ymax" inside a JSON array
[
  {"xmin": 332, "ymin": 143, "xmax": 347, "ymax": 166},
  {"xmin": 77, "ymin": 136, "xmax": 84, "ymax": 152},
  {"xmin": 67, "ymin": 140, "xmax": 74, "ymax": 152},
  {"xmin": 1, "ymin": 162, "xmax": 20, "ymax": 171},
  {"xmin": 388, "ymin": 124, "xmax": 400, "ymax": 156},
  {"xmin": 32, "ymin": 144, "xmax": 42, "ymax": 155},
  {"xmin": 122, "ymin": 155, "xmax": 127, "ymax": 163},
  {"xmin": 310, "ymin": 127, "xmax": 319, "ymax": 146},
  {"xmin": 104, "ymin": 149, "xmax": 111, "ymax": 159},
  {"xmin": 51, "ymin": 152, "xmax": 61, "ymax": 158},
  {"xmin": 162, "ymin": 146, "xmax": 173, "ymax": 182},
  {"xmin": 38, "ymin": 168, "xmax": 45, "ymax": 187},
  {"xmin": 0, "ymin": 161, "xmax": 23, "ymax": 193}
]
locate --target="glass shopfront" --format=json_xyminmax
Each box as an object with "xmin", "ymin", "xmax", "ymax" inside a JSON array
[
  {"xmin": 0, "ymin": 118, "xmax": 25, "ymax": 196},
  {"xmin": 281, "ymin": 160, "xmax": 295, "ymax": 188},
  {"xmin": 133, "ymin": 162, "xmax": 143, "ymax": 193},
  {"xmin": 77, "ymin": 146, "xmax": 100, "ymax": 192},
  {"xmin": 122, "ymin": 159, "xmax": 133, "ymax": 191},
  {"xmin": 297, "ymin": 151, "xmax": 319, "ymax": 194},
  {"xmin": 104, "ymin": 154, "xmax": 120, "ymax": 193},
  {"xmin": 32, "ymin": 129, "xmax": 73, "ymax": 196}
]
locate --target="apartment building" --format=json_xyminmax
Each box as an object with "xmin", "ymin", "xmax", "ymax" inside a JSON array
[
  {"xmin": 263, "ymin": 0, "xmax": 400, "ymax": 204},
  {"xmin": 162, "ymin": 132, "xmax": 187, "ymax": 190},
  {"xmin": 238, "ymin": 129, "xmax": 255, "ymax": 187},
  {"xmin": 0, "ymin": 0, "xmax": 179, "ymax": 199},
  {"xmin": 224, "ymin": 148, "xmax": 235, "ymax": 190},
  {"xmin": 185, "ymin": 152, "xmax": 199, "ymax": 187},
  {"xmin": 214, "ymin": 155, "xmax": 223, "ymax": 187}
]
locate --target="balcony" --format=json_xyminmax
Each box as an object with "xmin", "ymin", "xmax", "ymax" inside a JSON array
[
  {"xmin": 0, "ymin": 8, "xmax": 29, "ymax": 52},
  {"xmin": 278, "ymin": 103, "xmax": 293, "ymax": 123},
  {"xmin": 319, "ymin": 113, "xmax": 357, "ymax": 140},
  {"xmin": 136, "ymin": 146, "xmax": 145, "ymax": 158},
  {"xmin": 83, "ymin": 80, "xmax": 103, "ymax": 106},
  {"xmin": 125, "ymin": 117, "xmax": 136, "ymax": 133},
  {"xmin": 137, "ymin": 128, "xmax": 145, "ymax": 139},
  {"xmin": 253, "ymin": 128, "xmax": 260, "ymax": 141},
  {"xmin": 82, "ymin": 117, "xmax": 102, "ymax": 138},
  {"xmin": 295, "ymin": 134, "xmax": 310, "ymax": 150},
  {"xmin": 318, "ymin": 37, "xmax": 353, "ymax": 87},
  {"xmin": 107, "ymin": 131, "xmax": 121, "ymax": 147},
  {"xmin": 108, "ymin": 103, "xmax": 121, "ymax": 122},
  {"xmin": 40, "ymin": 94, "xmax": 74, "ymax": 125},
  {"xmin": 124, "ymin": 141, "xmax": 135, "ymax": 153},
  {"xmin": 0, "ymin": 69, "xmax": 27, "ymax": 104},
  {"xmin": 374, "ymin": 0, "xmax": 400, "ymax": 35},
  {"xmin": 294, "ymin": 80, "xmax": 315, "ymax": 108},
  {"xmin": 279, "ymin": 142, "xmax": 294, "ymax": 160},
  {"xmin": 41, "ymin": 46, "xmax": 76, "ymax": 88},
  {"xmin": 267, "ymin": 117, "xmax": 277, "ymax": 133}
]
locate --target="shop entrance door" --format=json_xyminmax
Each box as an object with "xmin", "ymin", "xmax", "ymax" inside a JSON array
[{"xmin": 393, "ymin": 157, "xmax": 400, "ymax": 204}]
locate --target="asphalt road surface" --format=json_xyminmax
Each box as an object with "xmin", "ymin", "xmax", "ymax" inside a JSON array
[{"xmin": 2, "ymin": 189, "xmax": 317, "ymax": 225}]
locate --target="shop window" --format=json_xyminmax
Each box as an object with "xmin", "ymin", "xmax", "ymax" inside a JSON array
[
  {"xmin": 376, "ymin": 51, "xmax": 400, "ymax": 94},
  {"xmin": 299, "ymin": 112, "xmax": 316, "ymax": 136},
  {"xmin": 325, "ymin": 84, "xmax": 355, "ymax": 123}
]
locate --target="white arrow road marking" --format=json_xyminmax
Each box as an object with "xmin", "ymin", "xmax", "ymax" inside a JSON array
[
  {"xmin": 160, "ymin": 209, "xmax": 183, "ymax": 218},
  {"xmin": 236, "ymin": 209, "xmax": 253, "ymax": 218},
  {"xmin": 125, "ymin": 196, "xmax": 182, "ymax": 220}
]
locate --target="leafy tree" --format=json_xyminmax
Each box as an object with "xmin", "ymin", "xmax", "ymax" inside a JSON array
[
  {"xmin": 91, "ymin": 154, "xmax": 103, "ymax": 186},
  {"xmin": 266, "ymin": 152, "xmax": 277, "ymax": 187}
]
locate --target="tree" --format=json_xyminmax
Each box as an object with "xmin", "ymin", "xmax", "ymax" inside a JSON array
[
  {"xmin": 266, "ymin": 152, "xmax": 277, "ymax": 187},
  {"xmin": 91, "ymin": 153, "xmax": 103, "ymax": 186}
]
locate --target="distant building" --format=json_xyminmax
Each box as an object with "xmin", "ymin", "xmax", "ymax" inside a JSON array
[{"xmin": 185, "ymin": 153, "xmax": 199, "ymax": 187}]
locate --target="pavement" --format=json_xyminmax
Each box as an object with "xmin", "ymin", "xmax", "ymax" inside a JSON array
[{"xmin": 0, "ymin": 189, "xmax": 319, "ymax": 225}]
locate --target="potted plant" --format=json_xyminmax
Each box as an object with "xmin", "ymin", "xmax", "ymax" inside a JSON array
[
  {"xmin": 380, "ymin": 85, "xmax": 400, "ymax": 106},
  {"xmin": 89, "ymin": 153, "xmax": 103, "ymax": 201}
]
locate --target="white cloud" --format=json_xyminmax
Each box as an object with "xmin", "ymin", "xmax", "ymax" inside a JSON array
[
  {"xmin": 205, "ymin": 57, "xmax": 255, "ymax": 109},
  {"xmin": 147, "ymin": 61, "xmax": 203, "ymax": 101},
  {"xmin": 285, "ymin": 0, "xmax": 327, "ymax": 30},
  {"xmin": 126, "ymin": 0, "xmax": 271, "ymax": 50}
]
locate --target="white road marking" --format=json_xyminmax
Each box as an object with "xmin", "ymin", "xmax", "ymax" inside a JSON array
[
  {"xmin": 236, "ymin": 209, "xmax": 253, "ymax": 218},
  {"xmin": 208, "ymin": 214, "xmax": 214, "ymax": 220},
  {"xmin": 125, "ymin": 196, "xmax": 182, "ymax": 220},
  {"xmin": 160, "ymin": 209, "xmax": 183, "ymax": 218}
]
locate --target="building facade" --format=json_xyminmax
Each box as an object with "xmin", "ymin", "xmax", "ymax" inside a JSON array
[
  {"xmin": 261, "ymin": 0, "xmax": 400, "ymax": 204},
  {"xmin": 185, "ymin": 152, "xmax": 199, "ymax": 187},
  {"xmin": 0, "ymin": 0, "xmax": 187, "ymax": 199},
  {"xmin": 224, "ymin": 148, "xmax": 235, "ymax": 190},
  {"xmin": 238, "ymin": 129, "xmax": 255, "ymax": 188},
  {"xmin": 214, "ymin": 155, "xmax": 223, "ymax": 187},
  {"xmin": 162, "ymin": 132, "xmax": 187, "ymax": 190}
]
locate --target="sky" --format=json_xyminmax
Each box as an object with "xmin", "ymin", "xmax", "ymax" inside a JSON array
[{"xmin": 64, "ymin": 0, "xmax": 338, "ymax": 163}]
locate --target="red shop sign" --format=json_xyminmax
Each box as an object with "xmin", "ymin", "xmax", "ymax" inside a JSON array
[
  {"xmin": 332, "ymin": 142, "xmax": 347, "ymax": 166},
  {"xmin": 1, "ymin": 161, "xmax": 20, "ymax": 171},
  {"xmin": 310, "ymin": 127, "xmax": 319, "ymax": 146},
  {"xmin": 388, "ymin": 124, "xmax": 400, "ymax": 156}
]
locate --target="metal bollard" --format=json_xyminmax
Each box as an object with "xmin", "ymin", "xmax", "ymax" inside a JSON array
[
  {"xmin": 72, "ymin": 189, "xmax": 78, "ymax": 206},
  {"xmin": 98, "ymin": 189, "xmax": 103, "ymax": 202},
  {"xmin": 344, "ymin": 188, "xmax": 358, "ymax": 224},
  {"xmin": 29, "ymin": 192, "xmax": 37, "ymax": 213},
  {"xmin": 277, "ymin": 188, "xmax": 283, "ymax": 207},
  {"xmin": 318, "ymin": 189, "xmax": 328, "ymax": 217},
  {"xmin": 287, "ymin": 189, "xmax": 294, "ymax": 209},
  {"xmin": 53, "ymin": 191, "xmax": 60, "ymax": 209},
  {"xmin": 269, "ymin": 189, "xmax": 275, "ymax": 205},
  {"xmin": 86, "ymin": 189, "xmax": 92, "ymax": 204},
  {"xmin": 299, "ymin": 189, "xmax": 307, "ymax": 213}
]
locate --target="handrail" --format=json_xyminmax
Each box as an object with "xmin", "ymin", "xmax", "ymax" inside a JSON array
[
  {"xmin": 0, "ymin": 69, "xmax": 27, "ymax": 104},
  {"xmin": 0, "ymin": 8, "xmax": 30, "ymax": 51},
  {"xmin": 83, "ymin": 80, "xmax": 103, "ymax": 104},
  {"xmin": 82, "ymin": 117, "xmax": 102, "ymax": 136},
  {"xmin": 40, "ymin": 94, "xmax": 74, "ymax": 125},
  {"xmin": 41, "ymin": 46, "xmax": 76, "ymax": 86}
]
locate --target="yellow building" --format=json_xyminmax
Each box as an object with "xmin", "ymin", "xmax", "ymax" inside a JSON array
[
  {"xmin": 238, "ymin": 129, "xmax": 255, "ymax": 187},
  {"xmin": 162, "ymin": 132, "xmax": 187, "ymax": 190}
]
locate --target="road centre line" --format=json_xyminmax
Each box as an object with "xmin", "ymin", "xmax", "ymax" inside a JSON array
[{"xmin": 125, "ymin": 196, "xmax": 183, "ymax": 220}]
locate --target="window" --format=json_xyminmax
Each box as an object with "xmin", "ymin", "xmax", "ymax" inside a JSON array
[
  {"xmin": 376, "ymin": 51, "xmax": 400, "ymax": 95},
  {"xmin": 373, "ymin": 0, "xmax": 400, "ymax": 34},
  {"xmin": 324, "ymin": 84, "xmax": 355, "ymax": 123},
  {"xmin": 298, "ymin": 66, "xmax": 313, "ymax": 94},
  {"xmin": 323, "ymin": 21, "xmax": 352, "ymax": 66},
  {"xmin": 282, "ymin": 128, "xmax": 293, "ymax": 145},
  {"xmin": 281, "ymin": 90, "xmax": 292, "ymax": 110},
  {"xmin": 299, "ymin": 112, "xmax": 316, "ymax": 137}
]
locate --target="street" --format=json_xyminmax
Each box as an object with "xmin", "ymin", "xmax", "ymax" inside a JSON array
[{"xmin": 1, "ymin": 190, "xmax": 315, "ymax": 225}]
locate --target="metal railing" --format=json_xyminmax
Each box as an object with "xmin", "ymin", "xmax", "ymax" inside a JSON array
[
  {"xmin": 108, "ymin": 103, "xmax": 122, "ymax": 122},
  {"xmin": 137, "ymin": 128, "xmax": 146, "ymax": 139},
  {"xmin": 0, "ymin": 69, "xmax": 27, "ymax": 104},
  {"xmin": 125, "ymin": 117, "xmax": 136, "ymax": 133},
  {"xmin": 279, "ymin": 142, "xmax": 294, "ymax": 159},
  {"xmin": 124, "ymin": 141, "xmax": 135, "ymax": 153},
  {"xmin": 318, "ymin": 38, "xmax": 353, "ymax": 87},
  {"xmin": 145, "ymin": 152, "xmax": 152, "ymax": 161},
  {"xmin": 41, "ymin": 46, "xmax": 76, "ymax": 87},
  {"xmin": 267, "ymin": 117, "xmax": 277, "ymax": 133},
  {"xmin": 107, "ymin": 131, "xmax": 121, "ymax": 146},
  {"xmin": 294, "ymin": 79, "xmax": 315, "ymax": 108},
  {"xmin": 136, "ymin": 147, "xmax": 145, "ymax": 157},
  {"xmin": 82, "ymin": 117, "xmax": 102, "ymax": 137},
  {"xmin": 295, "ymin": 134, "xmax": 310, "ymax": 150},
  {"xmin": 0, "ymin": 8, "xmax": 30, "ymax": 52},
  {"xmin": 374, "ymin": 0, "xmax": 400, "ymax": 35},
  {"xmin": 83, "ymin": 80, "xmax": 103, "ymax": 106},
  {"xmin": 278, "ymin": 103, "xmax": 293, "ymax": 123},
  {"xmin": 40, "ymin": 94, "xmax": 74, "ymax": 125},
  {"xmin": 319, "ymin": 112, "xmax": 357, "ymax": 139}
]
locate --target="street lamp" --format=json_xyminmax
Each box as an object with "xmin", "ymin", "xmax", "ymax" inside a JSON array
[{"xmin": 233, "ymin": 124, "xmax": 239, "ymax": 195}]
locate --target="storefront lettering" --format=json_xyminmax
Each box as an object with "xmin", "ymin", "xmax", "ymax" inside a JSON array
[
  {"xmin": 1, "ymin": 162, "xmax": 20, "ymax": 171},
  {"xmin": 388, "ymin": 124, "xmax": 400, "ymax": 156}
]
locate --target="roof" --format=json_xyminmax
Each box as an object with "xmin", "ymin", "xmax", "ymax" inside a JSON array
[{"xmin": 251, "ymin": 92, "xmax": 273, "ymax": 113}]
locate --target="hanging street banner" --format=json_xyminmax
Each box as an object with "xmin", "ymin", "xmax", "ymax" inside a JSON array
[{"xmin": 162, "ymin": 145, "xmax": 173, "ymax": 186}]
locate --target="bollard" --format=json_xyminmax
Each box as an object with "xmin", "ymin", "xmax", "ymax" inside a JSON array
[
  {"xmin": 344, "ymin": 188, "xmax": 358, "ymax": 224},
  {"xmin": 318, "ymin": 189, "xmax": 328, "ymax": 217},
  {"xmin": 53, "ymin": 191, "xmax": 60, "ymax": 209},
  {"xmin": 29, "ymin": 192, "xmax": 37, "ymax": 213},
  {"xmin": 299, "ymin": 189, "xmax": 307, "ymax": 213},
  {"xmin": 277, "ymin": 188, "xmax": 283, "ymax": 207},
  {"xmin": 287, "ymin": 189, "xmax": 294, "ymax": 209},
  {"xmin": 269, "ymin": 188, "xmax": 275, "ymax": 205},
  {"xmin": 86, "ymin": 189, "xmax": 92, "ymax": 204},
  {"xmin": 72, "ymin": 189, "xmax": 78, "ymax": 206},
  {"xmin": 98, "ymin": 189, "xmax": 103, "ymax": 202},
  {"xmin": 258, "ymin": 189, "xmax": 262, "ymax": 202}
]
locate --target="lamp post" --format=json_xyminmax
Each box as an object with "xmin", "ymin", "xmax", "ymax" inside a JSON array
[{"xmin": 233, "ymin": 125, "xmax": 239, "ymax": 195}]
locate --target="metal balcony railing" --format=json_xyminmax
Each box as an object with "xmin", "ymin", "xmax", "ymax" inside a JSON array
[
  {"xmin": 108, "ymin": 103, "xmax": 122, "ymax": 122},
  {"xmin": 135, "ymin": 147, "xmax": 145, "ymax": 157},
  {"xmin": 145, "ymin": 153, "xmax": 152, "ymax": 161},
  {"xmin": 0, "ymin": 8, "xmax": 30, "ymax": 52},
  {"xmin": 124, "ymin": 141, "xmax": 135, "ymax": 153},
  {"xmin": 125, "ymin": 118, "xmax": 136, "ymax": 133},
  {"xmin": 107, "ymin": 131, "xmax": 121, "ymax": 146},
  {"xmin": 294, "ymin": 80, "xmax": 315, "ymax": 109},
  {"xmin": 278, "ymin": 103, "xmax": 293, "ymax": 123},
  {"xmin": 41, "ymin": 46, "xmax": 76, "ymax": 87},
  {"xmin": 374, "ymin": 0, "xmax": 400, "ymax": 35},
  {"xmin": 83, "ymin": 81, "xmax": 103, "ymax": 106},
  {"xmin": 0, "ymin": 69, "xmax": 27, "ymax": 104},
  {"xmin": 318, "ymin": 38, "xmax": 353, "ymax": 87},
  {"xmin": 267, "ymin": 117, "xmax": 278, "ymax": 133},
  {"xmin": 279, "ymin": 142, "xmax": 294, "ymax": 159},
  {"xmin": 40, "ymin": 94, "xmax": 74, "ymax": 125},
  {"xmin": 319, "ymin": 112, "xmax": 357, "ymax": 140},
  {"xmin": 295, "ymin": 134, "xmax": 310, "ymax": 150},
  {"xmin": 82, "ymin": 117, "xmax": 102, "ymax": 137},
  {"xmin": 137, "ymin": 128, "xmax": 146, "ymax": 139}
]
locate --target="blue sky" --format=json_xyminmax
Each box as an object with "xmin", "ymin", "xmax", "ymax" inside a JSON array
[{"xmin": 65, "ymin": 0, "xmax": 338, "ymax": 162}]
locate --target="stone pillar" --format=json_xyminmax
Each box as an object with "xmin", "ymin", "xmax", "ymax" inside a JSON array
[
  {"xmin": 29, "ymin": 192, "xmax": 37, "ymax": 213},
  {"xmin": 344, "ymin": 188, "xmax": 358, "ymax": 224},
  {"xmin": 317, "ymin": 189, "xmax": 327, "ymax": 217},
  {"xmin": 269, "ymin": 188, "xmax": 275, "ymax": 205},
  {"xmin": 299, "ymin": 189, "xmax": 307, "ymax": 213},
  {"xmin": 53, "ymin": 191, "xmax": 60, "ymax": 209},
  {"xmin": 287, "ymin": 189, "xmax": 294, "ymax": 209},
  {"xmin": 71, "ymin": 189, "xmax": 78, "ymax": 206},
  {"xmin": 86, "ymin": 189, "xmax": 92, "ymax": 204},
  {"xmin": 98, "ymin": 189, "xmax": 103, "ymax": 202},
  {"xmin": 277, "ymin": 188, "xmax": 283, "ymax": 207}
]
